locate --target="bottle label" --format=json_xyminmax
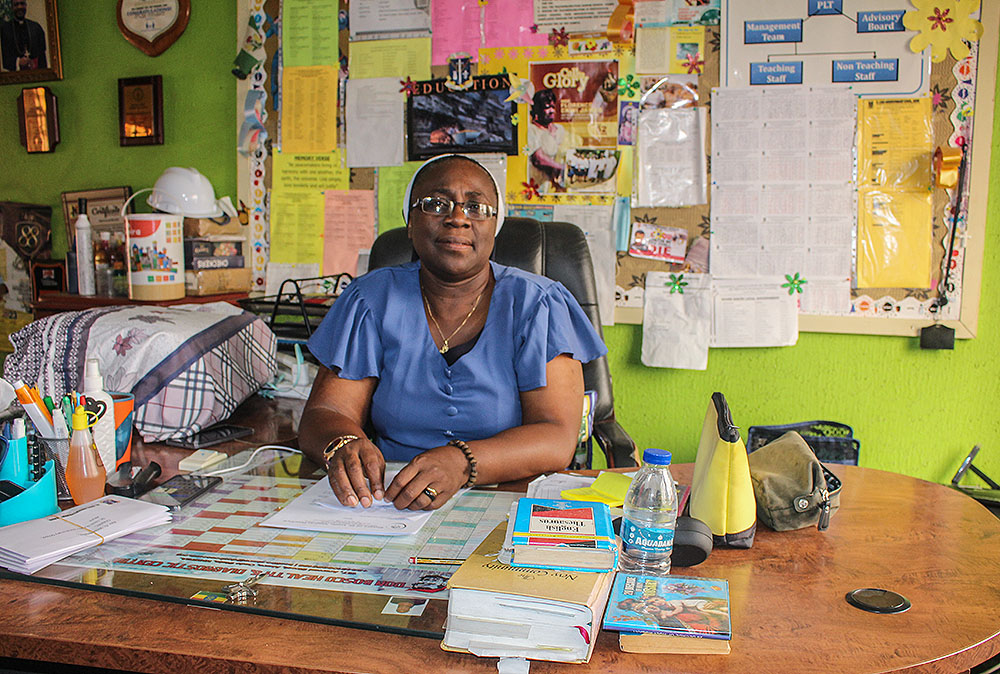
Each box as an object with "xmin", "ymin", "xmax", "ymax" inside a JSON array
[{"xmin": 621, "ymin": 519, "xmax": 674, "ymax": 554}]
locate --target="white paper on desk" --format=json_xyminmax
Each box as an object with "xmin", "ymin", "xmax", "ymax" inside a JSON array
[
  {"xmin": 642, "ymin": 271, "xmax": 711, "ymax": 370},
  {"xmin": 710, "ymin": 278, "xmax": 798, "ymax": 348},
  {"xmin": 0, "ymin": 496, "xmax": 171, "ymax": 574},
  {"xmin": 346, "ymin": 78, "xmax": 404, "ymax": 167},
  {"xmin": 259, "ymin": 470, "xmax": 436, "ymax": 535},
  {"xmin": 525, "ymin": 473, "xmax": 595, "ymax": 500}
]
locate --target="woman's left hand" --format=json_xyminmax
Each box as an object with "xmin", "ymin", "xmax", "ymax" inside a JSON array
[{"xmin": 384, "ymin": 443, "xmax": 469, "ymax": 510}]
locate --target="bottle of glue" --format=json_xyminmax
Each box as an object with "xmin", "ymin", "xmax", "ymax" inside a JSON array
[
  {"xmin": 66, "ymin": 405, "xmax": 106, "ymax": 505},
  {"xmin": 82, "ymin": 358, "xmax": 116, "ymax": 475}
]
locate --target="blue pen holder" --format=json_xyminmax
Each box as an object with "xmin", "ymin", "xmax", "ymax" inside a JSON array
[{"xmin": 0, "ymin": 459, "xmax": 59, "ymax": 527}]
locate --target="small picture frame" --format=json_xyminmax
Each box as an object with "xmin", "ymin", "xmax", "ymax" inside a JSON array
[
  {"xmin": 0, "ymin": 0, "xmax": 62, "ymax": 86},
  {"xmin": 61, "ymin": 187, "xmax": 133, "ymax": 251},
  {"xmin": 118, "ymin": 75, "xmax": 163, "ymax": 146},
  {"xmin": 29, "ymin": 259, "xmax": 66, "ymax": 299}
]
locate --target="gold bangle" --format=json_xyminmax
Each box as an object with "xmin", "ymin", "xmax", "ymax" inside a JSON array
[
  {"xmin": 448, "ymin": 439, "xmax": 478, "ymax": 488},
  {"xmin": 322, "ymin": 434, "xmax": 360, "ymax": 466}
]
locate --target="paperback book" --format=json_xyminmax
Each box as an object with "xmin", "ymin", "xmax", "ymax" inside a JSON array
[
  {"xmin": 506, "ymin": 497, "xmax": 618, "ymax": 572},
  {"xmin": 603, "ymin": 574, "xmax": 731, "ymax": 654}
]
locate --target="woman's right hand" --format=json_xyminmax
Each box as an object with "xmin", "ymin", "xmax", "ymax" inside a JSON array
[{"xmin": 325, "ymin": 436, "xmax": 386, "ymax": 508}]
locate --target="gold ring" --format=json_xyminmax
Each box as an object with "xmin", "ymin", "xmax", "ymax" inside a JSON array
[{"xmin": 422, "ymin": 487, "xmax": 438, "ymax": 500}]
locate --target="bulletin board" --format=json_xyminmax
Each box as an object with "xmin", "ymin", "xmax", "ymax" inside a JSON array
[{"xmin": 235, "ymin": 0, "xmax": 997, "ymax": 339}]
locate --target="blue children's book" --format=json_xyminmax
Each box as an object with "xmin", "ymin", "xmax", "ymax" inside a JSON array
[
  {"xmin": 507, "ymin": 498, "xmax": 618, "ymax": 572},
  {"xmin": 603, "ymin": 574, "xmax": 731, "ymax": 640}
]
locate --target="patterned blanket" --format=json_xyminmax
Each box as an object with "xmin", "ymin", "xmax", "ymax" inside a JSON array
[{"xmin": 4, "ymin": 302, "xmax": 277, "ymax": 441}]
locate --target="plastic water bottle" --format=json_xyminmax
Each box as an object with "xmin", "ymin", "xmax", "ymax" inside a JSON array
[{"xmin": 619, "ymin": 448, "xmax": 678, "ymax": 575}]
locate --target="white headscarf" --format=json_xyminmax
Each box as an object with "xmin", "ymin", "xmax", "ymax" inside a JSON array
[{"xmin": 401, "ymin": 154, "xmax": 506, "ymax": 235}]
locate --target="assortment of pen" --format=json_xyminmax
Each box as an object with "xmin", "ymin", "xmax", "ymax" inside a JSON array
[{"xmin": 11, "ymin": 380, "xmax": 87, "ymax": 441}]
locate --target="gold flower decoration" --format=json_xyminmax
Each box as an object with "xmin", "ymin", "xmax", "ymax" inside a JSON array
[{"xmin": 902, "ymin": 0, "xmax": 984, "ymax": 63}]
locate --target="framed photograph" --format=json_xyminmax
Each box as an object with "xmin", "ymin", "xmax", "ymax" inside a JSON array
[
  {"xmin": 407, "ymin": 76, "xmax": 517, "ymax": 161},
  {"xmin": 61, "ymin": 187, "xmax": 133, "ymax": 252},
  {"xmin": 119, "ymin": 75, "xmax": 164, "ymax": 146},
  {"xmin": 0, "ymin": 0, "xmax": 62, "ymax": 85},
  {"xmin": 29, "ymin": 259, "xmax": 66, "ymax": 299}
]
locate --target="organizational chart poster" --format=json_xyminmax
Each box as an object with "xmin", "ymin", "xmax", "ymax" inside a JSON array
[{"xmin": 722, "ymin": 0, "xmax": 930, "ymax": 96}]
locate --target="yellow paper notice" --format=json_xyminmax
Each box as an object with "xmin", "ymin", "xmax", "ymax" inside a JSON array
[
  {"xmin": 377, "ymin": 162, "xmax": 424, "ymax": 232},
  {"xmin": 561, "ymin": 471, "xmax": 634, "ymax": 507},
  {"xmin": 349, "ymin": 38, "xmax": 431, "ymax": 80},
  {"xmin": 856, "ymin": 97, "xmax": 933, "ymax": 288},
  {"xmin": 669, "ymin": 26, "xmax": 705, "ymax": 74},
  {"xmin": 273, "ymin": 151, "xmax": 350, "ymax": 192},
  {"xmin": 269, "ymin": 190, "xmax": 325, "ymax": 264},
  {"xmin": 282, "ymin": 65, "xmax": 338, "ymax": 154}
]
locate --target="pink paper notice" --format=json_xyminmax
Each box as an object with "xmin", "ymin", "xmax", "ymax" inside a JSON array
[
  {"xmin": 431, "ymin": 0, "xmax": 548, "ymax": 65},
  {"xmin": 323, "ymin": 190, "xmax": 375, "ymax": 275}
]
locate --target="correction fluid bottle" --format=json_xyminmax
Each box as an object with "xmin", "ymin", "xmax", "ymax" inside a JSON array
[
  {"xmin": 75, "ymin": 198, "xmax": 96, "ymax": 296},
  {"xmin": 82, "ymin": 358, "xmax": 116, "ymax": 474},
  {"xmin": 66, "ymin": 405, "xmax": 106, "ymax": 505}
]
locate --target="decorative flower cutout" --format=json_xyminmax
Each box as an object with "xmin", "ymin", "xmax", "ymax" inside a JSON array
[
  {"xmin": 902, "ymin": 0, "xmax": 984, "ymax": 63},
  {"xmin": 510, "ymin": 112, "xmax": 520, "ymax": 126},
  {"xmin": 667, "ymin": 273, "xmax": 688, "ymax": 294},
  {"xmin": 521, "ymin": 179, "xmax": 541, "ymax": 200},
  {"xmin": 782, "ymin": 273, "xmax": 807, "ymax": 295},
  {"xmin": 529, "ymin": 24, "xmax": 539, "ymax": 34},
  {"xmin": 930, "ymin": 83, "xmax": 950, "ymax": 110},
  {"xmin": 618, "ymin": 74, "xmax": 639, "ymax": 97},
  {"xmin": 549, "ymin": 27, "xmax": 569, "ymax": 47},
  {"xmin": 399, "ymin": 77, "xmax": 418, "ymax": 96},
  {"xmin": 521, "ymin": 143, "xmax": 532, "ymax": 155},
  {"xmin": 684, "ymin": 51, "xmax": 705, "ymax": 74}
]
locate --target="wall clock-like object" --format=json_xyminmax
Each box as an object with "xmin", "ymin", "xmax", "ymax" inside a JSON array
[{"xmin": 117, "ymin": 0, "xmax": 190, "ymax": 57}]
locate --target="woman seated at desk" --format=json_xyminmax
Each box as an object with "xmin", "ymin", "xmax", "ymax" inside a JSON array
[{"xmin": 300, "ymin": 154, "xmax": 606, "ymax": 510}]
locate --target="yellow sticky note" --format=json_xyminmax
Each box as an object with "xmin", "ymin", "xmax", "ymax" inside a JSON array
[
  {"xmin": 349, "ymin": 38, "xmax": 431, "ymax": 80},
  {"xmin": 561, "ymin": 471, "xmax": 634, "ymax": 507},
  {"xmin": 282, "ymin": 65, "xmax": 338, "ymax": 154}
]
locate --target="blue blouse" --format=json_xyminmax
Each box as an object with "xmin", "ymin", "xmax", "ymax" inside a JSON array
[{"xmin": 307, "ymin": 261, "xmax": 607, "ymax": 462}]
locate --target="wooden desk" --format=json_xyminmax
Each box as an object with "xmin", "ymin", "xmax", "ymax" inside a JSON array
[{"xmin": 2, "ymin": 420, "xmax": 999, "ymax": 672}]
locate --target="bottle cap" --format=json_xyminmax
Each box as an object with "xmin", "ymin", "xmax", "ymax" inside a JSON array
[
  {"xmin": 71, "ymin": 405, "xmax": 91, "ymax": 431},
  {"xmin": 84, "ymin": 358, "xmax": 104, "ymax": 391},
  {"xmin": 642, "ymin": 448, "xmax": 672, "ymax": 465}
]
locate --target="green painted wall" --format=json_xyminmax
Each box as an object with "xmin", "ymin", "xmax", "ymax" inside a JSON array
[{"xmin": 1, "ymin": 4, "xmax": 997, "ymax": 486}]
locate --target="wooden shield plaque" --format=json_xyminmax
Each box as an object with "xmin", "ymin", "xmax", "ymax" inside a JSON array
[{"xmin": 117, "ymin": 0, "xmax": 190, "ymax": 57}]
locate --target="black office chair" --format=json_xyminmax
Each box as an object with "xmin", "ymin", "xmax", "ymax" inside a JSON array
[{"xmin": 369, "ymin": 217, "xmax": 637, "ymax": 468}]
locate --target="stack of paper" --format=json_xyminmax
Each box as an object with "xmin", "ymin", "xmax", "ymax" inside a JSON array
[
  {"xmin": 0, "ymin": 495, "xmax": 171, "ymax": 574},
  {"xmin": 259, "ymin": 473, "xmax": 437, "ymax": 536}
]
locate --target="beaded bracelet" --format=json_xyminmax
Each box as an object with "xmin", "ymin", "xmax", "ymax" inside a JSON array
[{"xmin": 448, "ymin": 439, "xmax": 478, "ymax": 488}]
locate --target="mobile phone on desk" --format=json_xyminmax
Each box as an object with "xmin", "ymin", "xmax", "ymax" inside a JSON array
[
  {"xmin": 139, "ymin": 474, "xmax": 222, "ymax": 511},
  {"xmin": 164, "ymin": 424, "xmax": 254, "ymax": 449}
]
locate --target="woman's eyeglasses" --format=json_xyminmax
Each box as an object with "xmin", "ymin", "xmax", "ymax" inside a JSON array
[{"xmin": 412, "ymin": 196, "xmax": 497, "ymax": 221}]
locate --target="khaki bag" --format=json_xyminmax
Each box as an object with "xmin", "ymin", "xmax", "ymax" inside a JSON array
[{"xmin": 748, "ymin": 431, "xmax": 842, "ymax": 532}]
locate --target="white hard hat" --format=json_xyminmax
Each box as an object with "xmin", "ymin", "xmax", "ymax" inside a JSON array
[{"xmin": 147, "ymin": 167, "xmax": 224, "ymax": 218}]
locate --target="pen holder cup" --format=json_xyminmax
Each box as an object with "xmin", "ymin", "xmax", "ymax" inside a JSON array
[
  {"xmin": 38, "ymin": 437, "xmax": 73, "ymax": 501},
  {"xmin": 0, "ymin": 459, "xmax": 59, "ymax": 527}
]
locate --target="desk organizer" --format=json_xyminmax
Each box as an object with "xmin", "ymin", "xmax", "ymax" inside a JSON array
[{"xmin": 0, "ymin": 459, "xmax": 58, "ymax": 527}]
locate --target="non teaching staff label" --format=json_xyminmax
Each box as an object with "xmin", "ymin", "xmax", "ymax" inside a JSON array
[
  {"xmin": 857, "ymin": 11, "xmax": 905, "ymax": 32},
  {"xmin": 749, "ymin": 62, "xmax": 803, "ymax": 85},
  {"xmin": 832, "ymin": 59, "xmax": 899, "ymax": 82},
  {"xmin": 744, "ymin": 20, "xmax": 802, "ymax": 44}
]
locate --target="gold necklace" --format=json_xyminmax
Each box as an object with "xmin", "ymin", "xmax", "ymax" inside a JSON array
[{"xmin": 423, "ymin": 289, "xmax": 485, "ymax": 354}]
